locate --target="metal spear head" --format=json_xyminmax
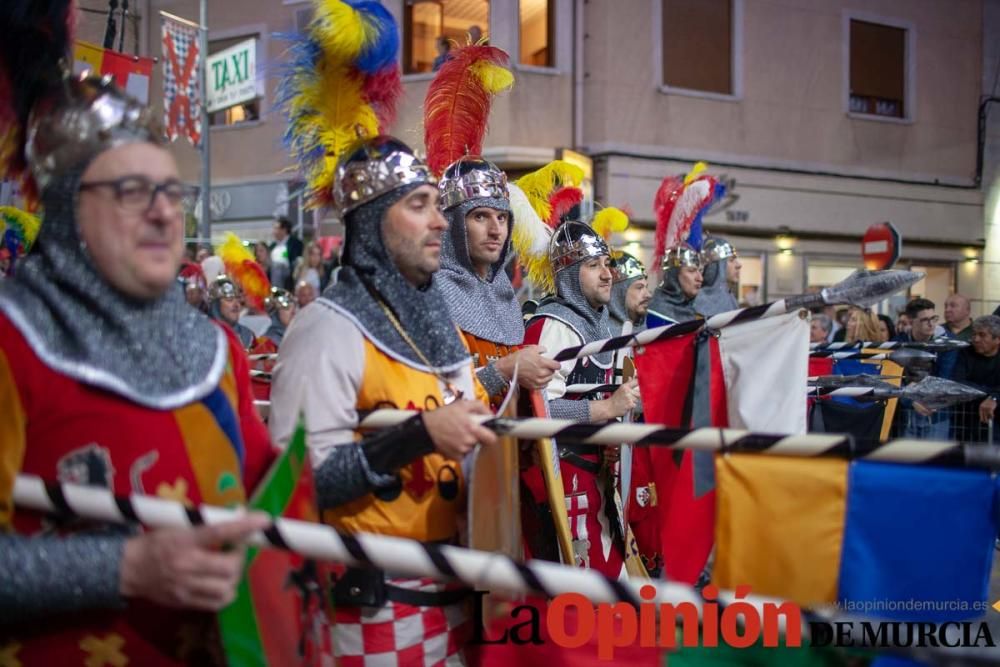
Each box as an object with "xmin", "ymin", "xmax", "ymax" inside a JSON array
[
  {"xmin": 886, "ymin": 347, "xmax": 937, "ymax": 368},
  {"xmin": 809, "ymin": 374, "xmax": 899, "ymax": 391},
  {"xmin": 901, "ymin": 337, "xmax": 970, "ymax": 351},
  {"xmin": 821, "ymin": 269, "xmax": 925, "ymax": 308},
  {"xmin": 900, "ymin": 376, "xmax": 987, "ymax": 410}
]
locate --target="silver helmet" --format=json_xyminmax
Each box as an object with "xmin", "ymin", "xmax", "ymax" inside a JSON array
[
  {"xmin": 437, "ymin": 156, "xmax": 509, "ymax": 211},
  {"xmin": 662, "ymin": 244, "xmax": 702, "ymax": 271},
  {"xmin": 265, "ymin": 286, "xmax": 295, "ymax": 312},
  {"xmin": 209, "ymin": 275, "xmax": 243, "ymax": 301},
  {"xmin": 610, "ymin": 251, "xmax": 647, "ymax": 284},
  {"xmin": 701, "ymin": 236, "xmax": 737, "ymax": 264},
  {"xmin": 331, "ymin": 136, "xmax": 435, "ymax": 215},
  {"xmin": 26, "ymin": 73, "xmax": 162, "ymax": 193},
  {"xmin": 550, "ymin": 221, "xmax": 610, "ymax": 273}
]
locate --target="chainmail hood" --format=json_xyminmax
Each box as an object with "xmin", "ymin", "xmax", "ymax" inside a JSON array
[
  {"xmin": 436, "ymin": 196, "xmax": 523, "ymax": 346},
  {"xmin": 608, "ymin": 275, "xmax": 647, "ymax": 335},
  {"xmin": 693, "ymin": 253, "xmax": 738, "ymax": 317},
  {"xmin": 535, "ymin": 263, "xmax": 613, "ymax": 365},
  {"xmin": 647, "ymin": 266, "xmax": 700, "ymax": 325},
  {"xmin": 0, "ymin": 163, "xmax": 227, "ymax": 409},
  {"xmin": 321, "ymin": 186, "xmax": 470, "ymax": 370}
]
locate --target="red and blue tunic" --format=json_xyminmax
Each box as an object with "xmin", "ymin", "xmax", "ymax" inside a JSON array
[{"xmin": 0, "ymin": 313, "xmax": 274, "ymax": 665}]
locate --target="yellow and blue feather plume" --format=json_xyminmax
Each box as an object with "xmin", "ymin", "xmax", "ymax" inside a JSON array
[{"xmin": 277, "ymin": 0, "xmax": 401, "ymax": 209}]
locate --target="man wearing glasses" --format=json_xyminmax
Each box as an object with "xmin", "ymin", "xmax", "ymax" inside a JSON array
[
  {"xmin": 893, "ymin": 297, "xmax": 958, "ymax": 439},
  {"xmin": 0, "ymin": 73, "xmax": 274, "ymax": 662}
]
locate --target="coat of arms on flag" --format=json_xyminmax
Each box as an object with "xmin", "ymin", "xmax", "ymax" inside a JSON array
[{"xmin": 161, "ymin": 14, "xmax": 202, "ymax": 147}]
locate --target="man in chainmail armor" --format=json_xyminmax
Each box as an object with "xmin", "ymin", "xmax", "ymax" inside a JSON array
[
  {"xmin": 0, "ymin": 7, "xmax": 274, "ymax": 661},
  {"xmin": 521, "ymin": 221, "xmax": 641, "ymax": 578},
  {"xmin": 269, "ymin": 137, "xmax": 496, "ymax": 664},
  {"xmin": 435, "ymin": 157, "xmax": 560, "ymax": 405}
]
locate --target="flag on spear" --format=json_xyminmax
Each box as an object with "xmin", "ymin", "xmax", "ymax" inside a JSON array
[{"xmin": 634, "ymin": 310, "xmax": 810, "ymax": 584}]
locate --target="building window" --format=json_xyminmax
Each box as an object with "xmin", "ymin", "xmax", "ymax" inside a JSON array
[
  {"xmin": 661, "ymin": 0, "xmax": 733, "ymax": 95},
  {"xmin": 519, "ymin": 0, "xmax": 554, "ymax": 67},
  {"xmin": 848, "ymin": 19, "xmax": 907, "ymax": 119},
  {"xmin": 403, "ymin": 0, "xmax": 489, "ymax": 74},
  {"xmin": 208, "ymin": 35, "xmax": 260, "ymax": 127}
]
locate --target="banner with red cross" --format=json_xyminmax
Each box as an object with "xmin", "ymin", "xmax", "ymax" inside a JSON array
[{"xmin": 161, "ymin": 14, "xmax": 202, "ymax": 147}]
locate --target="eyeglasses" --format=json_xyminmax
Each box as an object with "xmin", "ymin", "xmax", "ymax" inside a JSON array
[
  {"xmin": 79, "ymin": 176, "xmax": 197, "ymax": 212},
  {"xmin": 916, "ymin": 315, "xmax": 940, "ymax": 325}
]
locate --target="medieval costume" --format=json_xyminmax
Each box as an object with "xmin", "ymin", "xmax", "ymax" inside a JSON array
[
  {"xmin": 252, "ymin": 287, "xmax": 296, "ymax": 354},
  {"xmin": 423, "ymin": 45, "xmax": 521, "ymax": 404},
  {"xmin": 646, "ymin": 163, "xmax": 725, "ymax": 328},
  {"xmin": 208, "ymin": 275, "xmax": 257, "ymax": 351},
  {"xmin": 693, "ymin": 235, "xmax": 739, "ymax": 317},
  {"xmin": 178, "ymin": 260, "xmax": 209, "ymax": 314},
  {"xmin": 0, "ymin": 6, "xmax": 273, "ymax": 663},
  {"xmin": 436, "ymin": 158, "xmax": 522, "ymax": 401},
  {"xmin": 607, "ymin": 251, "xmax": 661, "ymax": 575},
  {"xmin": 522, "ymin": 221, "xmax": 626, "ymax": 578},
  {"xmin": 269, "ymin": 122, "xmax": 488, "ymax": 664},
  {"xmin": 608, "ymin": 251, "xmax": 648, "ymax": 336},
  {"xmin": 273, "ymin": 29, "xmax": 492, "ymax": 664},
  {"xmin": 646, "ymin": 244, "xmax": 703, "ymax": 327}
]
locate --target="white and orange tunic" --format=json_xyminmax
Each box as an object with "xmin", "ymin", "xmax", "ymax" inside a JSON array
[{"xmin": 268, "ymin": 298, "xmax": 489, "ymax": 664}]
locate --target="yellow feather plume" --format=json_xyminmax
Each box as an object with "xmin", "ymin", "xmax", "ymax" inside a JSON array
[
  {"xmin": 287, "ymin": 64, "xmax": 379, "ymax": 205},
  {"xmin": 217, "ymin": 232, "xmax": 272, "ymax": 311},
  {"xmin": 513, "ymin": 160, "xmax": 584, "ymax": 224},
  {"xmin": 509, "ymin": 183, "xmax": 554, "ymax": 293},
  {"xmin": 591, "ymin": 207, "xmax": 629, "ymax": 240},
  {"xmin": 469, "ymin": 60, "xmax": 515, "ymax": 95},
  {"xmin": 683, "ymin": 161, "xmax": 708, "ymax": 185},
  {"xmin": 0, "ymin": 205, "xmax": 41, "ymax": 251},
  {"xmin": 311, "ymin": 0, "xmax": 368, "ymax": 63}
]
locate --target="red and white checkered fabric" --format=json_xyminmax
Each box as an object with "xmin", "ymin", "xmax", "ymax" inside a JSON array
[{"xmin": 332, "ymin": 577, "xmax": 471, "ymax": 667}]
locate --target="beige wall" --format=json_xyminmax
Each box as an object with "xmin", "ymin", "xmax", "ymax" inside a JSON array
[
  {"xmin": 582, "ymin": 0, "xmax": 982, "ymax": 184},
  {"xmin": 602, "ymin": 154, "xmax": 983, "ymax": 243},
  {"xmin": 116, "ymin": 1, "xmax": 981, "ymax": 185}
]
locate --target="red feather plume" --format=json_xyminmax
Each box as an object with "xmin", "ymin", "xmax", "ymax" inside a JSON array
[
  {"xmin": 547, "ymin": 186, "xmax": 583, "ymax": 228},
  {"xmin": 364, "ymin": 64, "xmax": 402, "ymax": 130},
  {"xmin": 423, "ymin": 44, "xmax": 512, "ymax": 175},
  {"xmin": 652, "ymin": 175, "xmax": 684, "ymax": 272}
]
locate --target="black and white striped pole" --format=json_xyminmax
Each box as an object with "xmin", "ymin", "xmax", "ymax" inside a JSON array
[
  {"xmin": 548, "ymin": 270, "xmax": 923, "ymax": 363},
  {"xmin": 12, "ymin": 474, "xmax": 999, "ymax": 666},
  {"xmin": 810, "ymin": 339, "xmax": 969, "ymax": 352},
  {"xmin": 7, "ymin": 473, "xmax": 710, "ymax": 609},
  {"xmin": 355, "ymin": 409, "xmax": 1000, "ymax": 470}
]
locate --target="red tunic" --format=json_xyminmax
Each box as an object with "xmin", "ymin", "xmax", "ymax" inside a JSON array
[
  {"xmin": 0, "ymin": 313, "xmax": 275, "ymax": 666},
  {"xmin": 521, "ymin": 316, "xmax": 625, "ymax": 579}
]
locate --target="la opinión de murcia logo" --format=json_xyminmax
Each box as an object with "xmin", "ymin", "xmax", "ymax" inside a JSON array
[{"xmin": 469, "ymin": 587, "xmax": 998, "ymax": 661}]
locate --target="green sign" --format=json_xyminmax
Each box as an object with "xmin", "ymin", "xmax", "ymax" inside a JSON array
[{"xmin": 206, "ymin": 38, "xmax": 258, "ymax": 114}]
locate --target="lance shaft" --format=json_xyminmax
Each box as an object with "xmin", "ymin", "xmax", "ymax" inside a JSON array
[
  {"xmin": 548, "ymin": 270, "xmax": 922, "ymax": 363},
  {"xmin": 356, "ymin": 409, "xmax": 1000, "ymax": 470},
  {"xmin": 7, "ymin": 473, "xmax": 751, "ymax": 613},
  {"xmin": 551, "ymin": 296, "xmax": 814, "ymax": 363},
  {"xmin": 13, "ymin": 475, "xmax": 995, "ymax": 665},
  {"xmin": 811, "ymin": 340, "xmax": 968, "ymax": 352}
]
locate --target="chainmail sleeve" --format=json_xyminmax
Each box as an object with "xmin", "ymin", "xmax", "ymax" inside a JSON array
[
  {"xmin": 313, "ymin": 414, "xmax": 435, "ymax": 509},
  {"xmin": 476, "ymin": 361, "xmax": 508, "ymax": 399},
  {"xmin": 547, "ymin": 397, "xmax": 592, "ymax": 421},
  {"xmin": 0, "ymin": 532, "xmax": 126, "ymax": 624}
]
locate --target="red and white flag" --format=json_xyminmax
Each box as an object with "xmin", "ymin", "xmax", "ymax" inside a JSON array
[
  {"xmin": 634, "ymin": 311, "xmax": 809, "ymax": 584},
  {"xmin": 161, "ymin": 14, "xmax": 202, "ymax": 147}
]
